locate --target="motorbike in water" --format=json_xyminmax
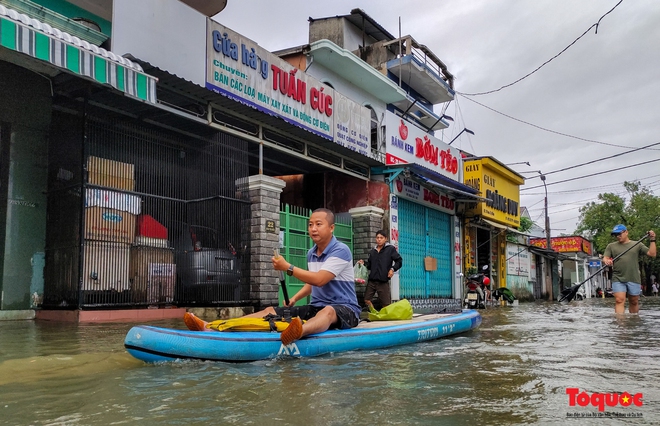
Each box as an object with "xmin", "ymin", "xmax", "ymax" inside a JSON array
[{"xmin": 464, "ymin": 265, "xmax": 490, "ymax": 309}]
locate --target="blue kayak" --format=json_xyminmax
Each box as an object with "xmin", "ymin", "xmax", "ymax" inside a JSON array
[{"xmin": 124, "ymin": 309, "xmax": 481, "ymax": 363}]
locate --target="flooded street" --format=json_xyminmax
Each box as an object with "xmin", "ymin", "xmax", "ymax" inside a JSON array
[{"xmin": 1, "ymin": 298, "xmax": 659, "ymax": 425}]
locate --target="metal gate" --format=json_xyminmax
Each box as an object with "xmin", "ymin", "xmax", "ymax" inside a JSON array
[
  {"xmin": 279, "ymin": 204, "xmax": 352, "ymax": 305},
  {"xmin": 398, "ymin": 198, "xmax": 452, "ymax": 298}
]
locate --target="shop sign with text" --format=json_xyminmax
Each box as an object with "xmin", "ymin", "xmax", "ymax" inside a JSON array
[
  {"xmin": 384, "ymin": 111, "xmax": 462, "ymax": 182},
  {"xmin": 392, "ymin": 177, "xmax": 455, "ymax": 214},
  {"xmin": 205, "ymin": 20, "xmax": 371, "ymax": 155},
  {"xmin": 463, "ymin": 158, "xmax": 524, "ymax": 227},
  {"xmin": 530, "ymin": 236, "xmax": 592, "ymax": 254}
]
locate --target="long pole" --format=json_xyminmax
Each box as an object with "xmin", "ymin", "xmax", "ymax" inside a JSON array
[{"xmin": 541, "ymin": 173, "xmax": 553, "ymax": 301}]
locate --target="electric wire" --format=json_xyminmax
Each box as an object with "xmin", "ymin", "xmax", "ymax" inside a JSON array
[
  {"xmin": 459, "ymin": 95, "xmax": 658, "ymax": 151},
  {"xmin": 521, "ymin": 157, "xmax": 660, "ymax": 191},
  {"xmin": 457, "ymin": 0, "xmax": 624, "ymax": 96}
]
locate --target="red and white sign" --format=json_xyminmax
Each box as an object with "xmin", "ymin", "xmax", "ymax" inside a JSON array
[
  {"xmin": 392, "ymin": 177, "xmax": 455, "ymax": 214},
  {"xmin": 385, "ymin": 111, "xmax": 462, "ymax": 182}
]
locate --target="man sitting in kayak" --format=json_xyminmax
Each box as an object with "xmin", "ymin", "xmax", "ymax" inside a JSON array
[{"xmin": 184, "ymin": 208, "xmax": 361, "ymax": 345}]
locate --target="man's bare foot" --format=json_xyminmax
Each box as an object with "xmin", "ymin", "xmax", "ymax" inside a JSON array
[
  {"xmin": 280, "ymin": 317, "xmax": 303, "ymax": 345},
  {"xmin": 184, "ymin": 312, "xmax": 208, "ymax": 331}
]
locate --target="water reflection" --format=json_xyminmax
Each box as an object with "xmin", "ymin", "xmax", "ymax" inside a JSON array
[{"xmin": 1, "ymin": 298, "xmax": 659, "ymax": 425}]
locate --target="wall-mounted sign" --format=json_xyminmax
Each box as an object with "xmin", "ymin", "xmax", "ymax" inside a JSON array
[
  {"xmin": 265, "ymin": 220, "xmax": 276, "ymax": 234},
  {"xmin": 384, "ymin": 111, "xmax": 462, "ymax": 182},
  {"xmin": 392, "ymin": 177, "xmax": 455, "ymax": 214},
  {"xmin": 530, "ymin": 236, "xmax": 593, "ymax": 254},
  {"xmin": 206, "ymin": 20, "xmax": 370, "ymax": 154},
  {"xmin": 507, "ymin": 243, "xmax": 530, "ymax": 277},
  {"xmin": 463, "ymin": 157, "xmax": 524, "ymax": 227}
]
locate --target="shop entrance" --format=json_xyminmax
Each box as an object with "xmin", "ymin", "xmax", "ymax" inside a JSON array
[{"xmin": 397, "ymin": 198, "xmax": 452, "ymax": 298}]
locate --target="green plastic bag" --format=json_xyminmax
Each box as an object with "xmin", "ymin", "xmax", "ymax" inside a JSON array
[
  {"xmin": 368, "ymin": 298, "xmax": 413, "ymax": 321},
  {"xmin": 353, "ymin": 262, "xmax": 369, "ymax": 284}
]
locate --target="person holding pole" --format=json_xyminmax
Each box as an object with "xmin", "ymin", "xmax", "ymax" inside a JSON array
[
  {"xmin": 603, "ymin": 225, "xmax": 656, "ymax": 314},
  {"xmin": 184, "ymin": 208, "xmax": 361, "ymax": 345}
]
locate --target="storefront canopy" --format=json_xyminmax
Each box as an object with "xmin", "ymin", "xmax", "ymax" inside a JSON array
[
  {"xmin": 528, "ymin": 245, "xmax": 571, "ymax": 261},
  {"xmin": 0, "ymin": 5, "xmax": 157, "ymax": 103},
  {"xmin": 373, "ymin": 163, "xmax": 486, "ymax": 202}
]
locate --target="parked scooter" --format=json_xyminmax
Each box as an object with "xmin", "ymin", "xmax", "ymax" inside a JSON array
[
  {"xmin": 464, "ymin": 265, "xmax": 490, "ymax": 309},
  {"xmin": 595, "ymin": 287, "xmax": 614, "ymax": 298}
]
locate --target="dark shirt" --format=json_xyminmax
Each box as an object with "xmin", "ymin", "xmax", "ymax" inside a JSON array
[{"xmin": 365, "ymin": 243, "xmax": 403, "ymax": 282}]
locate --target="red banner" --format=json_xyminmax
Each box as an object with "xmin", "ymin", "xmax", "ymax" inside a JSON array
[{"xmin": 530, "ymin": 236, "xmax": 592, "ymax": 254}]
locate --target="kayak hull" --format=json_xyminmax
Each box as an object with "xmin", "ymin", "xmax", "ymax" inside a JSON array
[{"xmin": 124, "ymin": 309, "xmax": 481, "ymax": 363}]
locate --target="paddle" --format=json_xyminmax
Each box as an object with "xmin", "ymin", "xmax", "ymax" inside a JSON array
[
  {"xmin": 274, "ymin": 250, "xmax": 290, "ymax": 306},
  {"xmin": 558, "ymin": 233, "xmax": 650, "ymax": 303}
]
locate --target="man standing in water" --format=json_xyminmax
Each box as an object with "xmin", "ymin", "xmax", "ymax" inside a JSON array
[
  {"xmin": 184, "ymin": 208, "xmax": 361, "ymax": 345},
  {"xmin": 603, "ymin": 224, "xmax": 656, "ymax": 314},
  {"xmin": 358, "ymin": 230, "xmax": 403, "ymax": 309}
]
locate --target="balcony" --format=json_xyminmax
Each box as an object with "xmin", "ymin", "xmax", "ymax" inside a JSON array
[
  {"xmin": 385, "ymin": 35, "xmax": 455, "ymax": 105},
  {"xmin": 391, "ymin": 94, "xmax": 450, "ymax": 132}
]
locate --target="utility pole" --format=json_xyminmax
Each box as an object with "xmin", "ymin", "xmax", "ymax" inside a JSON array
[{"xmin": 540, "ymin": 172, "xmax": 553, "ymax": 301}]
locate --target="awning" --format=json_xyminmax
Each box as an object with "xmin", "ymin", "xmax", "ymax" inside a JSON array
[
  {"xmin": 481, "ymin": 218, "xmax": 531, "ymax": 236},
  {"xmin": 528, "ymin": 245, "xmax": 571, "ymax": 261},
  {"xmin": 372, "ymin": 162, "xmax": 485, "ymax": 202},
  {"xmin": 0, "ymin": 5, "xmax": 157, "ymax": 104}
]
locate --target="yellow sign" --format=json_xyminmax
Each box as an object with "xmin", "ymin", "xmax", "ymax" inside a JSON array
[{"xmin": 463, "ymin": 157, "xmax": 524, "ymax": 227}]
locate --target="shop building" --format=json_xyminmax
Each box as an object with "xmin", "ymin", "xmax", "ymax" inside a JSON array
[
  {"xmin": 0, "ymin": 1, "xmax": 479, "ymax": 319},
  {"xmin": 530, "ymin": 236, "xmax": 593, "ymax": 298},
  {"xmin": 462, "ymin": 156, "xmax": 525, "ymax": 291}
]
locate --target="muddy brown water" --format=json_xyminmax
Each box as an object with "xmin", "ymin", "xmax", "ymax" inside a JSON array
[{"xmin": 1, "ymin": 297, "xmax": 659, "ymax": 425}]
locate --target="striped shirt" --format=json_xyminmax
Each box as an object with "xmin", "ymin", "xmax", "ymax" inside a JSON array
[{"xmin": 307, "ymin": 236, "xmax": 361, "ymax": 320}]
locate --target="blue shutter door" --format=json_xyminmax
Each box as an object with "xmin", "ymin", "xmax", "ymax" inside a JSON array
[
  {"xmin": 427, "ymin": 208, "xmax": 452, "ymax": 296},
  {"xmin": 398, "ymin": 198, "xmax": 453, "ymax": 298}
]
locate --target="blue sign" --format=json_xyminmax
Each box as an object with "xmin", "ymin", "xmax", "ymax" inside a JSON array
[{"xmin": 589, "ymin": 261, "xmax": 601, "ymax": 268}]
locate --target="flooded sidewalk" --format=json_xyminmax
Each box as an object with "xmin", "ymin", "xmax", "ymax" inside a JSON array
[{"xmin": 1, "ymin": 297, "xmax": 659, "ymax": 425}]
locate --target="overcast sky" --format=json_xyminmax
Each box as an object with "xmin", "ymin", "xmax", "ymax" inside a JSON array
[{"xmin": 214, "ymin": 0, "xmax": 660, "ymax": 237}]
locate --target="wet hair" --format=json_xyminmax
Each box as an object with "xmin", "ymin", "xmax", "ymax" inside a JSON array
[
  {"xmin": 312, "ymin": 208, "xmax": 335, "ymax": 225},
  {"xmin": 375, "ymin": 230, "xmax": 387, "ymax": 239}
]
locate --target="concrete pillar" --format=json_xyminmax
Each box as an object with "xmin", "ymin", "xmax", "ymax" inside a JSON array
[
  {"xmin": 236, "ymin": 175, "xmax": 286, "ymax": 309},
  {"xmin": 349, "ymin": 206, "xmax": 385, "ymax": 306}
]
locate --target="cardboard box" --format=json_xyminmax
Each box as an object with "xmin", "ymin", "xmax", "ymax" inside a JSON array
[
  {"xmin": 130, "ymin": 246, "xmax": 175, "ymax": 303},
  {"xmin": 85, "ymin": 207, "xmax": 136, "ymax": 244},
  {"xmin": 130, "ymin": 246, "xmax": 174, "ymax": 279},
  {"xmin": 82, "ymin": 241, "xmax": 130, "ymax": 291},
  {"xmin": 147, "ymin": 263, "xmax": 176, "ymax": 304},
  {"xmin": 424, "ymin": 256, "xmax": 437, "ymax": 271},
  {"xmin": 87, "ymin": 156, "xmax": 135, "ymax": 191}
]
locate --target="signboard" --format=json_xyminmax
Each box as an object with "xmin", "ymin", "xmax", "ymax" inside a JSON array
[
  {"xmin": 589, "ymin": 260, "xmax": 601, "ymax": 268},
  {"xmin": 463, "ymin": 157, "xmax": 524, "ymax": 227},
  {"xmin": 530, "ymin": 236, "xmax": 592, "ymax": 254},
  {"xmin": 507, "ymin": 243, "xmax": 530, "ymax": 277},
  {"xmin": 384, "ymin": 111, "xmax": 462, "ymax": 182},
  {"xmin": 391, "ymin": 177, "xmax": 455, "ymax": 214},
  {"xmin": 206, "ymin": 20, "xmax": 371, "ymax": 152}
]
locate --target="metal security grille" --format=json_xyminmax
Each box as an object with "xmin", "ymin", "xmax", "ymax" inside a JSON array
[
  {"xmin": 398, "ymin": 198, "xmax": 452, "ymax": 298},
  {"xmin": 279, "ymin": 204, "xmax": 352, "ymax": 305},
  {"xmin": 43, "ymin": 108, "xmax": 251, "ymax": 309}
]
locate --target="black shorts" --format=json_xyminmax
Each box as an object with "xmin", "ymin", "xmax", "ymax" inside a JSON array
[{"xmin": 274, "ymin": 304, "xmax": 358, "ymax": 330}]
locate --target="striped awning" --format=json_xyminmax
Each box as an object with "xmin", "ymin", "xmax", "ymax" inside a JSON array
[{"xmin": 0, "ymin": 5, "xmax": 157, "ymax": 103}]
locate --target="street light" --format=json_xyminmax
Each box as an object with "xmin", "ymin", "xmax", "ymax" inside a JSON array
[
  {"xmin": 506, "ymin": 161, "xmax": 531, "ymax": 166},
  {"xmin": 539, "ymin": 171, "xmax": 553, "ymax": 301},
  {"xmin": 447, "ymin": 127, "xmax": 475, "ymax": 145}
]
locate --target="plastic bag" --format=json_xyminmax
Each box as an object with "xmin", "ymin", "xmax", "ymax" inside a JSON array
[
  {"xmin": 368, "ymin": 298, "xmax": 413, "ymax": 321},
  {"xmin": 354, "ymin": 262, "xmax": 369, "ymax": 284}
]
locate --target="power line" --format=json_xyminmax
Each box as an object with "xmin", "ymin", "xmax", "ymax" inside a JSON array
[
  {"xmin": 521, "ymin": 174, "xmax": 660, "ymax": 195},
  {"xmin": 457, "ymin": 0, "xmax": 624, "ymax": 96},
  {"xmin": 460, "ymin": 95, "xmax": 657, "ymax": 150},
  {"xmin": 521, "ymin": 157, "xmax": 660, "ymax": 191},
  {"xmin": 525, "ymin": 141, "xmax": 660, "ymax": 180}
]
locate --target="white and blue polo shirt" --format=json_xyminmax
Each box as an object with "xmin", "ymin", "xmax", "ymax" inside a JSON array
[{"xmin": 307, "ymin": 235, "xmax": 361, "ymax": 320}]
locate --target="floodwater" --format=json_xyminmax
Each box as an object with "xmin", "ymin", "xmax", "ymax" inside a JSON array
[{"xmin": 1, "ymin": 298, "xmax": 660, "ymax": 425}]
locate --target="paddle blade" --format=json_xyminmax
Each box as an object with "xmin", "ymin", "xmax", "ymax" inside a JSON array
[{"xmin": 558, "ymin": 284, "xmax": 581, "ymax": 303}]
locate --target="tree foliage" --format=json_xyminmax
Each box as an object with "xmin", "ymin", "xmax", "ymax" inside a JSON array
[
  {"xmin": 518, "ymin": 216, "xmax": 533, "ymax": 233},
  {"xmin": 576, "ymin": 181, "xmax": 660, "ymax": 254}
]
